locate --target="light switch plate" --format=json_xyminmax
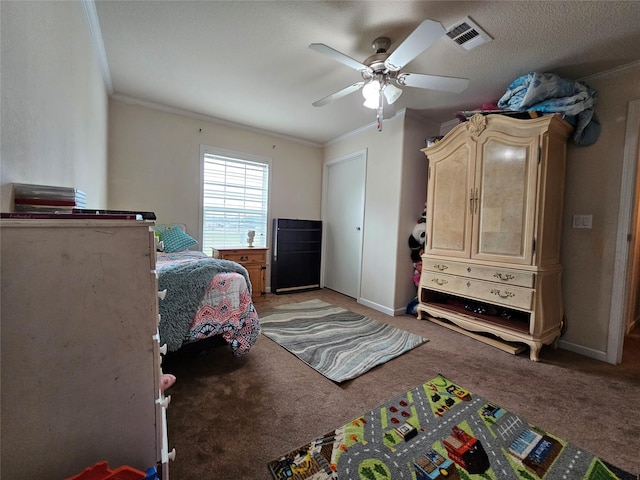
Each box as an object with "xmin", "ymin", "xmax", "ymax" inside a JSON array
[{"xmin": 572, "ymin": 214, "xmax": 593, "ymax": 229}]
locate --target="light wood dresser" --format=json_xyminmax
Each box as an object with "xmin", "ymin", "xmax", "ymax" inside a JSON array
[
  {"xmin": 211, "ymin": 247, "xmax": 268, "ymax": 295},
  {"xmin": 417, "ymin": 114, "xmax": 573, "ymax": 361},
  {"xmin": 0, "ymin": 219, "xmax": 173, "ymax": 479}
]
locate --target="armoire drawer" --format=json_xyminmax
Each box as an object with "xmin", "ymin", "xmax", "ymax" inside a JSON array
[
  {"xmin": 422, "ymin": 259, "xmax": 534, "ymax": 288},
  {"xmin": 421, "ymin": 272, "xmax": 534, "ymax": 311}
]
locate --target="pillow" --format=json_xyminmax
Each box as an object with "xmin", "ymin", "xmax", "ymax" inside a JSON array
[
  {"xmin": 154, "ymin": 223, "xmax": 187, "ymax": 234},
  {"xmin": 161, "ymin": 226, "xmax": 198, "ymax": 253}
]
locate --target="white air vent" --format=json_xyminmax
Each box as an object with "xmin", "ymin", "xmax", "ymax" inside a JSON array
[{"xmin": 446, "ymin": 17, "xmax": 492, "ymax": 51}]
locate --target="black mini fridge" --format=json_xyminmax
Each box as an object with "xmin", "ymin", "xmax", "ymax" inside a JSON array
[{"xmin": 271, "ymin": 218, "xmax": 322, "ymax": 294}]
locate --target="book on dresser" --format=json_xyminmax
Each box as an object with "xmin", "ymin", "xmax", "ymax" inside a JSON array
[{"xmin": 1, "ymin": 212, "xmax": 142, "ymax": 220}]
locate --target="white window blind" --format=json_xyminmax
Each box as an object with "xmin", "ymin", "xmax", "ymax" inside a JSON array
[{"xmin": 201, "ymin": 149, "xmax": 269, "ymax": 252}]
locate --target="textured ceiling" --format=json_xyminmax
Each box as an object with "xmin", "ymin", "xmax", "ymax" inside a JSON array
[{"xmin": 94, "ymin": 1, "xmax": 640, "ymax": 145}]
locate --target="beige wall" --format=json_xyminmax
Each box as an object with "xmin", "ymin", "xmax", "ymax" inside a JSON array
[
  {"xmin": 4, "ymin": 0, "xmax": 638, "ymax": 361},
  {"xmin": 559, "ymin": 64, "xmax": 640, "ymax": 357},
  {"xmin": 0, "ymin": 1, "xmax": 108, "ymax": 210},
  {"xmin": 399, "ymin": 112, "xmax": 440, "ymax": 310},
  {"xmin": 323, "ymin": 112, "xmax": 439, "ymax": 314},
  {"xmin": 108, "ymin": 99, "xmax": 324, "ymax": 258},
  {"xmin": 108, "ymin": 102, "xmax": 437, "ymax": 314},
  {"xmin": 323, "ymin": 65, "xmax": 640, "ymax": 361}
]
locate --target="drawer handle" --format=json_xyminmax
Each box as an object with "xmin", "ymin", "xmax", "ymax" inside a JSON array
[
  {"xmin": 494, "ymin": 273, "xmax": 515, "ymax": 281},
  {"xmin": 434, "ymin": 264, "xmax": 448, "ymax": 271},
  {"xmin": 491, "ymin": 289, "xmax": 515, "ymax": 299},
  {"xmin": 240, "ymin": 256, "xmax": 249, "ymax": 261},
  {"xmin": 432, "ymin": 278, "xmax": 448, "ymax": 286}
]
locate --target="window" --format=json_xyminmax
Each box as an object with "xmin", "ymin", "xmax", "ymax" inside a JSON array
[{"xmin": 200, "ymin": 146, "xmax": 270, "ymax": 252}]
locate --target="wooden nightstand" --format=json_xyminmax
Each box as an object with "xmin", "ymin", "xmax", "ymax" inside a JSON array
[{"xmin": 211, "ymin": 247, "xmax": 268, "ymax": 295}]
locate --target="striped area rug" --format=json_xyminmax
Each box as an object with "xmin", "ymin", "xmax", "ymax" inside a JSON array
[{"xmin": 258, "ymin": 299, "xmax": 428, "ymax": 383}]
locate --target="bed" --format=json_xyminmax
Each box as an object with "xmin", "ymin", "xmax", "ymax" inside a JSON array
[{"xmin": 154, "ymin": 225, "xmax": 260, "ymax": 356}]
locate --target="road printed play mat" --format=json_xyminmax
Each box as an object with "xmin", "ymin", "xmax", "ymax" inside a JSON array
[{"xmin": 268, "ymin": 374, "xmax": 635, "ymax": 480}]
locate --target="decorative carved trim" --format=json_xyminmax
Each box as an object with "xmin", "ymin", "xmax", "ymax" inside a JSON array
[{"xmin": 466, "ymin": 114, "xmax": 487, "ymax": 136}]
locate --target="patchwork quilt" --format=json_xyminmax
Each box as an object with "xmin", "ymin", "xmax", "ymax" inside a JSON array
[{"xmin": 156, "ymin": 251, "xmax": 260, "ymax": 355}]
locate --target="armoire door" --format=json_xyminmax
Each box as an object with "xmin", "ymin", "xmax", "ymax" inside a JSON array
[
  {"xmin": 425, "ymin": 141, "xmax": 475, "ymax": 259},
  {"xmin": 471, "ymin": 133, "xmax": 539, "ymax": 265}
]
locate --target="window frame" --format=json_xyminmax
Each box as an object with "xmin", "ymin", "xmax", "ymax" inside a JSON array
[{"xmin": 199, "ymin": 144, "xmax": 271, "ymax": 251}]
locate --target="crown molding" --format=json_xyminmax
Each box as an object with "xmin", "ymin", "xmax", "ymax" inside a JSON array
[
  {"xmin": 111, "ymin": 94, "xmax": 323, "ymax": 148},
  {"xmin": 325, "ymin": 108, "xmax": 407, "ymax": 146},
  {"xmin": 81, "ymin": 0, "xmax": 113, "ymax": 95},
  {"xmin": 404, "ymin": 108, "xmax": 430, "ymax": 122},
  {"xmin": 581, "ymin": 59, "xmax": 640, "ymax": 82},
  {"xmin": 439, "ymin": 118, "xmax": 460, "ymax": 136}
]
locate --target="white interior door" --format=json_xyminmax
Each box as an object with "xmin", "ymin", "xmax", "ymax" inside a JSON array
[{"xmin": 322, "ymin": 150, "xmax": 366, "ymax": 298}]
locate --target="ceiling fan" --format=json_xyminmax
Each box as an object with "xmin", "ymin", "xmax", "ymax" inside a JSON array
[{"xmin": 310, "ymin": 19, "xmax": 469, "ymax": 131}]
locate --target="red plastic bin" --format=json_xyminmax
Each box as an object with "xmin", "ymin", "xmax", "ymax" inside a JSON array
[{"xmin": 65, "ymin": 461, "xmax": 145, "ymax": 480}]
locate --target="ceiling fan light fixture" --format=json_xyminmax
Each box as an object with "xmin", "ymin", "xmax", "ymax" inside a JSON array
[
  {"xmin": 362, "ymin": 79, "xmax": 380, "ymax": 99},
  {"xmin": 383, "ymin": 83, "xmax": 403, "ymax": 105},
  {"xmin": 363, "ymin": 96, "xmax": 380, "ymax": 109},
  {"xmin": 362, "ymin": 79, "xmax": 381, "ymax": 109},
  {"xmin": 309, "ymin": 18, "xmax": 468, "ymax": 130}
]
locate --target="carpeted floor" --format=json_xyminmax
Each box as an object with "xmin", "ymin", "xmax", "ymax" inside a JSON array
[
  {"xmin": 259, "ymin": 299, "xmax": 428, "ymax": 382},
  {"xmin": 163, "ymin": 289, "xmax": 640, "ymax": 480},
  {"xmin": 268, "ymin": 373, "xmax": 636, "ymax": 480}
]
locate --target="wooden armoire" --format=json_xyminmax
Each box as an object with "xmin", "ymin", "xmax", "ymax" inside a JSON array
[{"xmin": 416, "ymin": 114, "xmax": 573, "ymax": 361}]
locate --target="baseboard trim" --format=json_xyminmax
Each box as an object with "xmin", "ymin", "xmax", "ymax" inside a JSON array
[
  {"xmin": 557, "ymin": 339, "xmax": 610, "ymax": 363},
  {"xmin": 357, "ymin": 297, "xmax": 395, "ymax": 316},
  {"xmin": 394, "ymin": 306, "xmax": 411, "ymax": 316}
]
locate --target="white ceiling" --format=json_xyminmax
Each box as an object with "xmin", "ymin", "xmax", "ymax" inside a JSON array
[{"xmin": 94, "ymin": 1, "xmax": 640, "ymax": 145}]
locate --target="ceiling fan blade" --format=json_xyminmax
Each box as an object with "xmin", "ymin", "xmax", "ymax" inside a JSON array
[
  {"xmin": 312, "ymin": 82, "xmax": 364, "ymax": 107},
  {"xmin": 309, "ymin": 43, "xmax": 369, "ymax": 72},
  {"xmin": 384, "ymin": 19, "xmax": 445, "ymax": 71},
  {"xmin": 397, "ymin": 73, "xmax": 469, "ymax": 93}
]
